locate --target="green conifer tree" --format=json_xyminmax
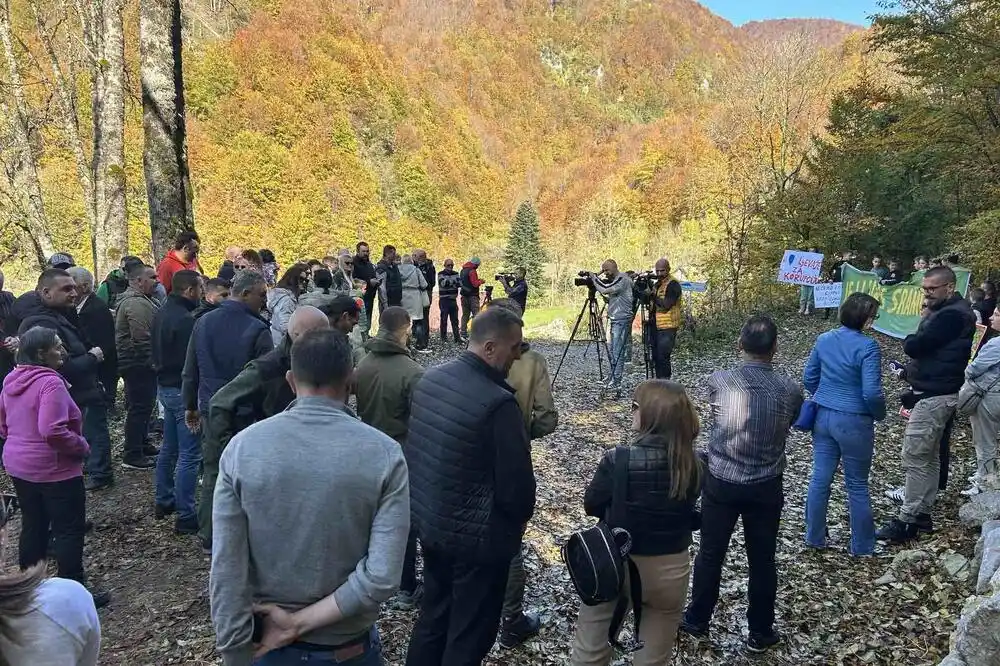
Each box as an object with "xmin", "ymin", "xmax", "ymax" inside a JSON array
[{"xmin": 503, "ymin": 201, "xmax": 545, "ymax": 301}]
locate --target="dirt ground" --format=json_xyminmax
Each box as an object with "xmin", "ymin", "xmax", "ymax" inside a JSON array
[{"xmin": 5, "ymin": 313, "xmax": 979, "ymax": 665}]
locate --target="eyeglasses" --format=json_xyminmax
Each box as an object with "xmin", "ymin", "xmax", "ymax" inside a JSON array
[
  {"xmin": 235, "ymin": 264, "xmax": 249, "ymax": 270},
  {"xmin": 343, "ymin": 261, "xmax": 353, "ymax": 266},
  {"xmin": 922, "ymin": 283, "xmax": 953, "ymax": 294}
]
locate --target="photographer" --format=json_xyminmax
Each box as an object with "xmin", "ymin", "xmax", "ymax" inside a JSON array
[
  {"xmin": 649, "ymin": 258, "xmax": 683, "ymax": 379},
  {"xmin": 587, "ymin": 260, "xmax": 633, "ymax": 396},
  {"xmin": 499, "ymin": 267, "xmax": 529, "ymax": 313}
]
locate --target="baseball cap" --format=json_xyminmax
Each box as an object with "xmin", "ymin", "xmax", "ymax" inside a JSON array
[{"xmin": 47, "ymin": 252, "xmax": 76, "ymax": 269}]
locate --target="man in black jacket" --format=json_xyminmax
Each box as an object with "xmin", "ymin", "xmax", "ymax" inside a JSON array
[
  {"xmin": 437, "ymin": 259, "xmax": 461, "ymax": 343},
  {"xmin": 405, "ymin": 307, "xmax": 536, "ymax": 666},
  {"xmin": 68, "ymin": 267, "xmax": 118, "ymax": 491},
  {"xmin": 376, "ymin": 244, "xmax": 403, "ymax": 312},
  {"xmin": 70, "ymin": 267, "xmax": 118, "ymax": 410},
  {"xmin": 353, "ymin": 242, "xmax": 379, "ymax": 339},
  {"xmin": 877, "ymin": 266, "xmax": 976, "ymax": 544},
  {"xmin": 151, "ymin": 270, "xmax": 203, "ymax": 533},
  {"xmin": 14, "ymin": 270, "xmax": 110, "ymax": 482}
]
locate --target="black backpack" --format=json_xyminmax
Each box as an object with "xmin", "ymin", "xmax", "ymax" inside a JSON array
[{"xmin": 562, "ymin": 447, "xmax": 644, "ymax": 653}]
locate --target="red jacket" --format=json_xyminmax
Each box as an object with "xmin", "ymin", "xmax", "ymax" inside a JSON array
[
  {"xmin": 460, "ymin": 262, "xmax": 484, "ymax": 295},
  {"xmin": 157, "ymin": 251, "xmax": 200, "ymax": 294}
]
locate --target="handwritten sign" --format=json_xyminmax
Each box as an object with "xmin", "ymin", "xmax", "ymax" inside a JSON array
[
  {"xmin": 777, "ymin": 250, "xmax": 825, "ymax": 286},
  {"xmin": 812, "ymin": 283, "xmax": 843, "ymax": 309}
]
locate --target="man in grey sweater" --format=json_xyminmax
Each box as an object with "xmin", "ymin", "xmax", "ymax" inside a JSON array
[{"xmin": 210, "ymin": 328, "xmax": 410, "ymax": 666}]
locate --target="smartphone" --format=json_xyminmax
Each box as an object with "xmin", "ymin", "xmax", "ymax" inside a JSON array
[{"xmin": 251, "ymin": 612, "xmax": 265, "ymax": 643}]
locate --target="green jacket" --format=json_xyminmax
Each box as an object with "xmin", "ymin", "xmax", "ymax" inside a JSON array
[
  {"xmin": 96, "ymin": 268, "xmax": 128, "ymax": 310},
  {"xmin": 355, "ymin": 335, "xmax": 424, "ymax": 441},
  {"xmin": 507, "ymin": 346, "xmax": 558, "ymax": 440},
  {"xmin": 203, "ymin": 341, "xmax": 295, "ymax": 460},
  {"xmin": 114, "ymin": 287, "xmax": 158, "ymax": 370}
]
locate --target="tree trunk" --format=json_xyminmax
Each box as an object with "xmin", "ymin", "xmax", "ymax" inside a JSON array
[
  {"xmin": 30, "ymin": 0, "xmax": 100, "ymax": 273},
  {"xmin": 140, "ymin": 0, "xmax": 194, "ymax": 260},
  {"xmin": 95, "ymin": 0, "xmax": 128, "ymax": 278},
  {"xmin": 0, "ymin": 0, "xmax": 55, "ymax": 267}
]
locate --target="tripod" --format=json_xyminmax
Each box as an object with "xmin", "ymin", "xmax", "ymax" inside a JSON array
[
  {"xmin": 638, "ymin": 301, "xmax": 655, "ymax": 379},
  {"xmin": 551, "ymin": 286, "xmax": 611, "ymax": 388}
]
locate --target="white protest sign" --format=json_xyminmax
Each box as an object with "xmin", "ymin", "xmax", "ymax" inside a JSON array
[
  {"xmin": 812, "ymin": 282, "xmax": 843, "ymax": 309},
  {"xmin": 777, "ymin": 250, "xmax": 825, "ymax": 286}
]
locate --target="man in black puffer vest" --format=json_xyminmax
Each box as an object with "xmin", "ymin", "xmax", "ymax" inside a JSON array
[
  {"xmin": 877, "ymin": 265, "xmax": 976, "ymax": 544},
  {"xmin": 405, "ymin": 307, "xmax": 536, "ymax": 666}
]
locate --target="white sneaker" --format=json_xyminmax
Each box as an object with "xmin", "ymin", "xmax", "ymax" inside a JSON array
[
  {"xmin": 884, "ymin": 486, "xmax": 905, "ymax": 504},
  {"xmin": 961, "ymin": 483, "xmax": 983, "ymax": 497}
]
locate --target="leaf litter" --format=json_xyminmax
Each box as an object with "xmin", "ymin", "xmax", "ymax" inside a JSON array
[{"xmin": 0, "ymin": 314, "xmax": 978, "ymax": 665}]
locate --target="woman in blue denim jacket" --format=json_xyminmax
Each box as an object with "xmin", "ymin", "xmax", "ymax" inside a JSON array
[{"xmin": 803, "ymin": 292, "xmax": 886, "ymax": 556}]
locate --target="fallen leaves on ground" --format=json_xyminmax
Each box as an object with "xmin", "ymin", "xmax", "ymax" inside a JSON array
[{"xmin": 3, "ymin": 313, "xmax": 979, "ymax": 665}]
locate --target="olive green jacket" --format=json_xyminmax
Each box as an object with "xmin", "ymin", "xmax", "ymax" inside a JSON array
[{"xmin": 354, "ymin": 335, "xmax": 424, "ymax": 442}]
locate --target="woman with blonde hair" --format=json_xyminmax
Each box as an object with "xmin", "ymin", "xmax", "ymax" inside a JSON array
[{"xmin": 570, "ymin": 379, "xmax": 702, "ymax": 666}]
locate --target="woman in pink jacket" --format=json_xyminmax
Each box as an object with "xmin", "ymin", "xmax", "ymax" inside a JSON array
[{"xmin": 0, "ymin": 326, "xmax": 102, "ymax": 605}]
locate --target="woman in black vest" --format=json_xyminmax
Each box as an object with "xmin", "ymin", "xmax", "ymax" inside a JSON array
[{"xmin": 570, "ymin": 380, "xmax": 702, "ymax": 666}]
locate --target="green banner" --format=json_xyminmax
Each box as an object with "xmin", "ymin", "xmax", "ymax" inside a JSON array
[{"xmin": 840, "ymin": 264, "xmax": 972, "ymax": 339}]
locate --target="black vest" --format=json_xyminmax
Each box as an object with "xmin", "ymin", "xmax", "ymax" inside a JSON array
[{"xmin": 407, "ymin": 353, "xmax": 520, "ymax": 562}]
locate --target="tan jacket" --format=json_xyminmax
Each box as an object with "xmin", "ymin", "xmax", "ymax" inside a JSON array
[
  {"xmin": 506, "ymin": 347, "xmax": 558, "ymax": 440},
  {"xmin": 115, "ymin": 287, "xmax": 158, "ymax": 370}
]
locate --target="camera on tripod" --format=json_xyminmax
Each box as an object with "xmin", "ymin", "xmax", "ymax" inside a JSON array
[
  {"xmin": 574, "ymin": 270, "xmax": 603, "ymax": 288},
  {"xmin": 631, "ymin": 270, "xmax": 656, "ymax": 304}
]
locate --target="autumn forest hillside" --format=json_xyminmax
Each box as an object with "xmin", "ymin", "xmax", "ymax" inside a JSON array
[
  {"xmin": 177, "ymin": 0, "xmax": 865, "ymax": 294},
  {"xmin": 15, "ymin": 0, "xmax": 994, "ymax": 307}
]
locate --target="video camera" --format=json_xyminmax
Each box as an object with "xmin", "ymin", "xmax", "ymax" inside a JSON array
[
  {"xmin": 575, "ymin": 270, "xmax": 600, "ymax": 288},
  {"xmin": 631, "ymin": 270, "xmax": 656, "ymax": 289},
  {"xmin": 495, "ymin": 272, "xmax": 517, "ymax": 282}
]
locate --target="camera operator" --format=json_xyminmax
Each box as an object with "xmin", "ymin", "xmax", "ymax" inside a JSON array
[
  {"xmin": 499, "ymin": 267, "xmax": 529, "ymax": 313},
  {"xmin": 649, "ymin": 257, "xmax": 683, "ymax": 379},
  {"xmin": 586, "ymin": 260, "xmax": 633, "ymax": 396}
]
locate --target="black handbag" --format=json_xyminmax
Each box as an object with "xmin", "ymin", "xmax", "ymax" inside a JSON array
[{"xmin": 562, "ymin": 447, "xmax": 644, "ymax": 652}]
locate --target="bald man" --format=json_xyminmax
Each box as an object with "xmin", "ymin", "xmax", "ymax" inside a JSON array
[
  {"xmin": 198, "ymin": 306, "xmax": 330, "ymax": 551},
  {"xmin": 650, "ymin": 257, "xmax": 683, "ymax": 379}
]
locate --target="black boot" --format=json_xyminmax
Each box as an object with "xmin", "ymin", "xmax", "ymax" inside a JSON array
[
  {"xmin": 499, "ymin": 612, "xmax": 541, "ymax": 649},
  {"xmin": 915, "ymin": 513, "xmax": 934, "ymax": 534},
  {"xmin": 876, "ymin": 518, "xmax": 919, "ymax": 544}
]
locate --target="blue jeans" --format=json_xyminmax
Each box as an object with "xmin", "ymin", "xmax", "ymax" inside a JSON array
[
  {"xmin": 256, "ymin": 628, "xmax": 382, "ymax": 665},
  {"xmin": 83, "ymin": 404, "xmax": 112, "ymax": 483},
  {"xmin": 155, "ymin": 386, "xmax": 202, "ymax": 521},
  {"xmin": 608, "ymin": 319, "xmax": 630, "ymax": 387},
  {"xmin": 805, "ymin": 407, "xmax": 875, "ymax": 555}
]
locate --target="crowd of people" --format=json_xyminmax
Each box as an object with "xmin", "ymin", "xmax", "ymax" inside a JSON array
[{"xmin": 0, "ymin": 237, "xmax": 995, "ymax": 666}]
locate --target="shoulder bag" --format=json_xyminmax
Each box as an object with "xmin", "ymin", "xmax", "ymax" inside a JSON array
[{"xmin": 562, "ymin": 446, "xmax": 644, "ymax": 653}]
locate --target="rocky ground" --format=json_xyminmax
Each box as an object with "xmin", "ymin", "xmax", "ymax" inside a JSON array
[{"xmin": 2, "ymin": 313, "xmax": 983, "ymax": 665}]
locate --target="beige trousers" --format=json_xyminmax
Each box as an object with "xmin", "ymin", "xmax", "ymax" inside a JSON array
[{"xmin": 569, "ymin": 551, "xmax": 690, "ymax": 666}]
